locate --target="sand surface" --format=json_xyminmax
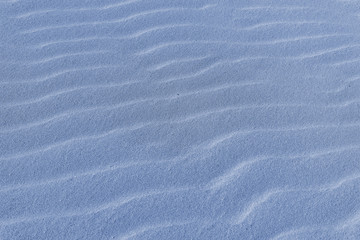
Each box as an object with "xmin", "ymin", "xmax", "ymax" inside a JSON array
[{"xmin": 1, "ymin": 0, "xmax": 360, "ymax": 239}]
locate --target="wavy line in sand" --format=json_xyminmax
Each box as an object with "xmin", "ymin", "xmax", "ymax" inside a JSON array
[
  {"xmin": 206, "ymin": 144, "xmax": 360, "ymax": 192},
  {"xmin": 0, "ymin": 186, "xmax": 195, "ymax": 226},
  {"xmin": 0, "ymin": 81, "xmax": 263, "ymax": 129},
  {"xmin": 19, "ymin": 5, "xmax": 217, "ymax": 34},
  {"xmin": 2, "ymin": 92, "xmax": 359, "ymax": 135},
  {"xmin": 233, "ymin": 174, "xmax": 360, "ymax": 225},
  {"xmin": 1, "ymin": 64, "xmax": 122, "ymax": 84},
  {"xmin": 2, "ymin": 138, "xmax": 360, "ymax": 195},
  {"xmin": 134, "ymin": 34, "xmax": 354, "ymax": 55},
  {"xmin": 117, "ymin": 220, "xmax": 200, "ymax": 240},
  {"xmin": 270, "ymin": 226, "xmax": 331, "ymax": 240},
  {"xmin": 14, "ymin": 0, "xmax": 141, "ymax": 18},
  {"xmin": 30, "ymin": 23, "xmax": 352, "ymax": 50},
  {"xmin": 2, "ymin": 119, "xmax": 360, "ymax": 161},
  {"xmin": 0, "ymin": 50, "xmax": 109, "ymax": 65}
]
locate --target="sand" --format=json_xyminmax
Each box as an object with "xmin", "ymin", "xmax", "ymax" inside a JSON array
[{"xmin": 1, "ymin": 0, "xmax": 360, "ymax": 239}]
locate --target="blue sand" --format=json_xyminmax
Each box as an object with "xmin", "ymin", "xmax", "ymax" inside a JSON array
[{"xmin": 1, "ymin": 0, "xmax": 360, "ymax": 239}]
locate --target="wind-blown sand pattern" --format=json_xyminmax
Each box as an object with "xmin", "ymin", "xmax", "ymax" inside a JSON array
[{"xmin": 1, "ymin": 0, "xmax": 360, "ymax": 239}]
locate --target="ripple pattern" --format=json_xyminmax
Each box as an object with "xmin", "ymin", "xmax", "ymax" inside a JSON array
[{"xmin": 1, "ymin": 0, "xmax": 360, "ymax": 239}]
